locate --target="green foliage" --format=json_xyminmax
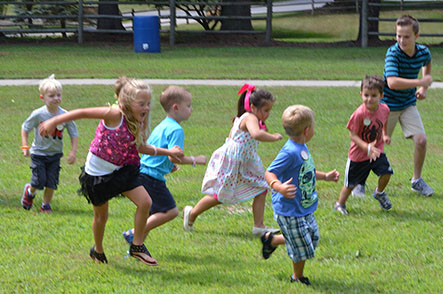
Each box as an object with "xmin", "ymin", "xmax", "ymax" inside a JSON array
[{"xmin": 0, "ymin": 84, "xmax": 442, "ymax": 293}]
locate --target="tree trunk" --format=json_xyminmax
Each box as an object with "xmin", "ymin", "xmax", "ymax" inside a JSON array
[
  {"xmin": 357, "ymin": 0, "xmax": 381, "ymax": 44},
  {"xmin": 97, "ymin": 0, "xmax": 125, "ymax": 30},
  {"xmin": 220, "ymin": 0, "xmax": 253, "ymax": 31}
]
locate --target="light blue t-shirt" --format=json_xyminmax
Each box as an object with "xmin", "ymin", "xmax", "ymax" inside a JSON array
[
  {"xmin": 267, "ymin": 139, "xmax": 318, "ymax": 217},
  {"xmin": 140, "ymin": 117, "xmax": 184, "ymax": 182}
]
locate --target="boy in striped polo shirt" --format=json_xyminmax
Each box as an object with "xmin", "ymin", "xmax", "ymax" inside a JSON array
[{"xmin": 382, "ymin": 15, "xmax": 434, "ymax": 196}]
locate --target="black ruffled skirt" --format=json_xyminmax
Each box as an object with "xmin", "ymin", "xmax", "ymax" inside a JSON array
[{"xmin": 78, "ymin": 164, "xmax": 142, "ymax": 206}]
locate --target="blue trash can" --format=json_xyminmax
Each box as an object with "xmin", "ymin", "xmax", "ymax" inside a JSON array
[{"xmin": 133, "ymin": 16, "xmax": 160, "ymax": 53}]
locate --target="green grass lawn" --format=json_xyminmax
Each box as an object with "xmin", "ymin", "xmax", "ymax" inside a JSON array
[{"xmin": 0, "ymin": 85, "xmax": 441, "ymax": 293}]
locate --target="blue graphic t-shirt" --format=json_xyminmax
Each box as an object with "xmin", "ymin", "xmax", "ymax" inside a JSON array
[{"xmin": 267, "ymin": 139, "xmax": 318, "ymax": 217}]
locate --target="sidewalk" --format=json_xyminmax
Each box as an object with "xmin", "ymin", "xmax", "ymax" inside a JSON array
[{"xmin": 0, "ymin": 79, "xmax": 442, "ymax": 88}]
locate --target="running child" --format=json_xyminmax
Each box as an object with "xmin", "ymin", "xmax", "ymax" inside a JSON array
[
  {"xmin": 261, "ymin": 105, "xmax": 339, "ymax": 286},
  {"xmin": 39, "ymin": 79, "xmax": 183, "ymax": 265},
  {"xmin": 334, "ymin": 75, "xmax": 394, "ymax": 216},
  {"xmin": 183, "ymin": 84, "xmax": 282, "ymax": 236},
  {"xmin": 21, "ymin": 74, "xmax": 78, "ymax": 213},
  {"xmin": 122, "ymin": 85, "xmax": 206, "ymax": 244}
]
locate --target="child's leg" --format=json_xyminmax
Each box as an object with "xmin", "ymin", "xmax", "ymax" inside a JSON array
[
  {"xmin": 124, "ymin": 186, "xmax": 152, "ymax": 245},
  {"xmin": 144, "ymin": 207, "xmax": 179, "ymax": 238},
  {"xmin": 269, "ymin": 232, "xmax": 285, "ymax": 246},
  {"xmin": 42, "ymin": 188, "xmax": 54, "ymax": 205},
  {"xmin": 338, "ymin": 186, "xmax": 353, "ymax": 205},
  {"xmin": 189, "ymin": 195, "xmax": 221, "ymax": 224},
  {"xmin": 292, "ymin": 260, "xmax": 306, "ymax": 279},
  {"xmin": 377, "ymin": 174, "xmax": 391, "ymax": 193},
  {"xmin": 413, "ymin": 133, "xmax": 427, "ymax": 180},
  {"xmin": 92, "ymin": 201, "xmax": 108, "ymax": 253},
  {"xmin": 252, "ymin": 191, "xmax": 266, "ymax": 228}
]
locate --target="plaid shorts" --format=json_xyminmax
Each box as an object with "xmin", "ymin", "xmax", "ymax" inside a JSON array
[{"xmin": 276, "ymin": 213, "xmax": 319, "ymax": 263}]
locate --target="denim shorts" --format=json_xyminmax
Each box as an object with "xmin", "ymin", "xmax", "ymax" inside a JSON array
[
  {"xmin": 30, "ymin": 153, "xmax": 63, "ymax": 190},
  {"xmin": 139, "ymin": 173, "xmax": 176, "ymax": 214},
  {"xmin": 276, "ymin": 213, "xmax": 319, "ymax": 263}
]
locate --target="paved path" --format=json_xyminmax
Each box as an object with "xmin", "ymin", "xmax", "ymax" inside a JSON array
[{"xmin": 0, "ymin": 79, "xmax": 442, "ymax": 88}]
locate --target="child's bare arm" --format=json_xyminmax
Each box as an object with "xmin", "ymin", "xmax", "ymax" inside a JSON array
[
  {"xmin": 244, "ymin": 114, "xmax": 282, "ymax": 142},
  {"xmin": 169, "ymin": 155, "xmax": 206, "ymax": 166},
  {"xmin": 387, "ymin": 61, "xmax": 432, "ymax": 91},
  {"xmin": 138, "ymin": 145, "xmax": 184, "ymax": 162},
  {"xmin": 315, "ymin": 169, "xmax": 340, "ymax": 182},
  {"xmin": 21, "ymin": 128, "xmax": 30, "ymax": 156},
  {"xmin": 416, "ymin": 62, "xmax": 433, "ymax": 100},
  {"xmin": 265, "ymin": 171, "xmax": 296, "ymax": 199},
  {"xmin": 350, "ymin": 130, "xmax": 380, "ymax": 162},
  {"xmin": 67, "ymin": 136, "xmax": 78, "ymax": 164}
]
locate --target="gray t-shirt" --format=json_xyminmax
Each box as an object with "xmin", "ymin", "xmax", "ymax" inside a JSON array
[{"xmin": 22, "ymin": 105, "xmax": 78, "ymax": 156}]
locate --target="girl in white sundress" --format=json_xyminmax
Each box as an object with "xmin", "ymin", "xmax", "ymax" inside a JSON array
[{"xmin": 183, "ymin": 84, "xmax": 283, "ymax": 236}]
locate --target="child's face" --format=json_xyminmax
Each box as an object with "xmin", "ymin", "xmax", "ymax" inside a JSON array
[
  {"xmin": 396, "ymin": 24, "xmax": 418, "ymax": 53},
  {"xmin": 41, "ymin": 90, "xmax": 62, "ymax": 110},
  {"xmin": 175, "ymin": 94, "xmax": 193, "ymax": 122},
  {"xmin": 361, "ymin": 87, "xmax": 382, "ymax": 112},
  {"xmin": 131, "ymin": 90, "xmax": 151, "ymax": 123},
  {"xmin": 252, "ymin": 101, "xmax": 273, "ymax": 123}
]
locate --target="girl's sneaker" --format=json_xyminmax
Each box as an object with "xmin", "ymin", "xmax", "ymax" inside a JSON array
[
  {"xmin": 351, "ymin": 184, "xmax": 366, "ymax": 197},
  {"xmin": 183, "ymin": 206, "xmax": 194, "ymax": 232},
  {"xmin": 40, "ymin": 203, "xmax": 52, "ymax": 213}
]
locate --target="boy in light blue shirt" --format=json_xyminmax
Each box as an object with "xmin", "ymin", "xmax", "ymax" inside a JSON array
[
  {"xmin": 123, "ymin": 85, "xmax": 206, "ymax": 244},
  {"xmin": 261, "ymin": 105, "xmax": 339, "ymax": 286}
]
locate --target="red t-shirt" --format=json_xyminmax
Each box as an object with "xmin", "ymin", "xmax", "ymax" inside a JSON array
[{"xmin": 347, "ymin": 103, "xmax": 390, "ymax": 162}]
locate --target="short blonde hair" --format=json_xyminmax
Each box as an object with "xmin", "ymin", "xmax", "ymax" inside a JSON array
[
  {"xmin": 282, "ymin": 105, "xmax": 314, "ymax": 138},
  {"xmin": 39, "ymin": 74, "xmax": 62, "ymax": 96},
  {"xmin": 160, "ymin": 85, "xmax": 191, "ymax": 112}
]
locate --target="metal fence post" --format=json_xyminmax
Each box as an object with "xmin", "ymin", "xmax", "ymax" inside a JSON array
[
  {"xmin": 361, "ymin": 0, "xmax": 368, "ymax": 48},
  {"xmin": 78, "ymin": 0, "xmax": 83, "ymax": 44},
  {"xmin": 169, "ymin": 0, "xmax": 175, "ymax": 47},
  {"xmin": 265, "ymin": 0, "xmax": 272, "ymax": 45}
]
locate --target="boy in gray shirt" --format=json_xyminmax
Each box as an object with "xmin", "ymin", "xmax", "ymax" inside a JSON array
[{"xmin": 21, "ymin": 75, "xmax": 78, "ymax": 213}]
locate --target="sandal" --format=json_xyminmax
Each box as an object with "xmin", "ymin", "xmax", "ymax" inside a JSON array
[
  {"xmin": 260, "ymin": 232, "xmax": 277, "ymax": 259},
  {"xmin": 129, "ymin": 243, "xmax": 158, "ymax": 266},
  {"xmin": 122, "ymin": 229, "xmax": 134, "ymax": 244},
  {"xmin": 89, "ymin": 246, "xmax": 108, "ymax": 264},
  {"xmin": 290, "ymin": 275, "xmax": 311, "ymax": 286}
]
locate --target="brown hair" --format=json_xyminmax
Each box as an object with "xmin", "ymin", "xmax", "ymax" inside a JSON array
[
  {"xmin": 396, "ymin": 15, "xmax": 419, "ymax": 34},
  {"xmin": 236, "ymin": 88, "xmax": 275, "ymax": 119},
  {"xmin": 160, "ymin": 85, "xmax": 191, "ymax": 112},
  {"xmin": 360, "ymin": 75, "xmax": 385, "ymax": 95}
]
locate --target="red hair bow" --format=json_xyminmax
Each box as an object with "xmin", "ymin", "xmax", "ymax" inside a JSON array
[{"xmin": 237, "ymin": 83, "xmax": 255, "ymax": 112}]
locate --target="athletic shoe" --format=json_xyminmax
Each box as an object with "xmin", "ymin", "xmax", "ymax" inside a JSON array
[
  {"xmin": 372, "ymin": 190, "xmax": 392, "ymax": 210},
  {"xmin": 411, "ymin": 178, "xmax": 434, "ymax": 197},
  {"xmin": 252, "ymin": 226, "xmax": 280, "ymax": 236},
  {"xmin": 183, "ymin": 205, "xmax": 194, "ymax": 232},
  {"xmin": 290, "ymin": 275, "xmax": 311, "ymax": 286},
  {"xmin": 351, "ymin": 184, "xmax": 366, "ymax": 197},
  {"xmin": 40, "ymin": 203, "xmax": 52, "ymax": 213},
  {"xmin": 334, "ymin": 202, "xmax": 349, "ymax": 216},
  {"xmin": 21, "ymin": 183, "xmax": 35, "ymax": 210}
]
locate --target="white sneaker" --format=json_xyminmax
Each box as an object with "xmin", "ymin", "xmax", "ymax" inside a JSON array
[
  {"xmin": 252, "ymin": 226, "xmax": 280, "ymax": 236},
  {"xmin": 351, "ymin": 184, "xmax": 366, "ymax": 198},
  {"xmin": 183, "ymin": 205, "xmax": 194, "ymax": 232}
]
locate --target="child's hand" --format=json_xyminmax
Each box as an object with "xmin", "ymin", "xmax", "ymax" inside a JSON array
[
  {"xmin": 169, "ymin": 145, "xmax": 184, "ymax": 162},
  {"xmin": 384, "ymin": 135, "xmax": 391, "ymax": 145},
  {"xmin": 420, "ymin": 75, "xmax": 433, "ymax": 88},
  {"xmin": 22, "ymin": 148, "xmax": 30, "ymax": 157},
  {"xmin": 170, "ymin": 164, "xmax": 180, "ymax": 173},
  {"xmin": 273, "ymin": 133, "xmax": 283, "ymax": 141},
  {"xmin": 416, "ymin": 87, "xmax": 428, "ymax": 100},
  {"xmin": 39, "ymin": 120, "xmax": 56, "ymax": 137},
  {"xmin": 368, "ymin": 141, "xmax": 381, "ymax": 162},
  {"xmin": 277, "ymin": 178, "xmax": 297, "ymax": 199},
  {"xmin": 67, "ymin": 151, "xmax": 76, "ymax": 164},
  {"xmin": 195, "ymin": 155, "xmax": 206, "ymax": 165},
  {"xmin": 325, "ymin": 169, "xmax": 340, "ymax": 182}
]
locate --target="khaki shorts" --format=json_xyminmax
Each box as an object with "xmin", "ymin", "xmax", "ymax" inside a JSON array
[{"xmin": 387, "ymin": 105, "xmax": 425, "ymax": 138}]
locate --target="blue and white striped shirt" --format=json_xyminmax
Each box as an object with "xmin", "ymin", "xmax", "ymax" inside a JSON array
[{"xmin": 382, "ymin": 42, "xmax": 432, "ymax": 111}]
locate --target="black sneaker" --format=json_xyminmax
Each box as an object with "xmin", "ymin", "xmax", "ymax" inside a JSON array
[{"xmin": 290, "ymin": 275, "xmax": 311, "ymax": 286}]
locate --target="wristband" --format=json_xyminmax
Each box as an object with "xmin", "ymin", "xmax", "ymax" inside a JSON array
[
  {"xmin": 269, "ymin": 180, "xmax": 279, "ymax": 190},
  {"xmin": 367, "ymin": 144, "xmax": 371, "ymax": 156},
  {"xmin": 21, "ymin": 146, "xmax": 30, "ymax": 150},
  {"xmin": 153, "ymin": 146, "xmax": 158, "ymax": 156},
  {"xmin": 191, "ymin": 156, "xmax": 196, "ymax": 168}
]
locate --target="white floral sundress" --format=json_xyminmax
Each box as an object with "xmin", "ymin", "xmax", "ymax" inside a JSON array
[{"xmin": 201, "ymin": 113, "xmax": 268, "ymax": 204}]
